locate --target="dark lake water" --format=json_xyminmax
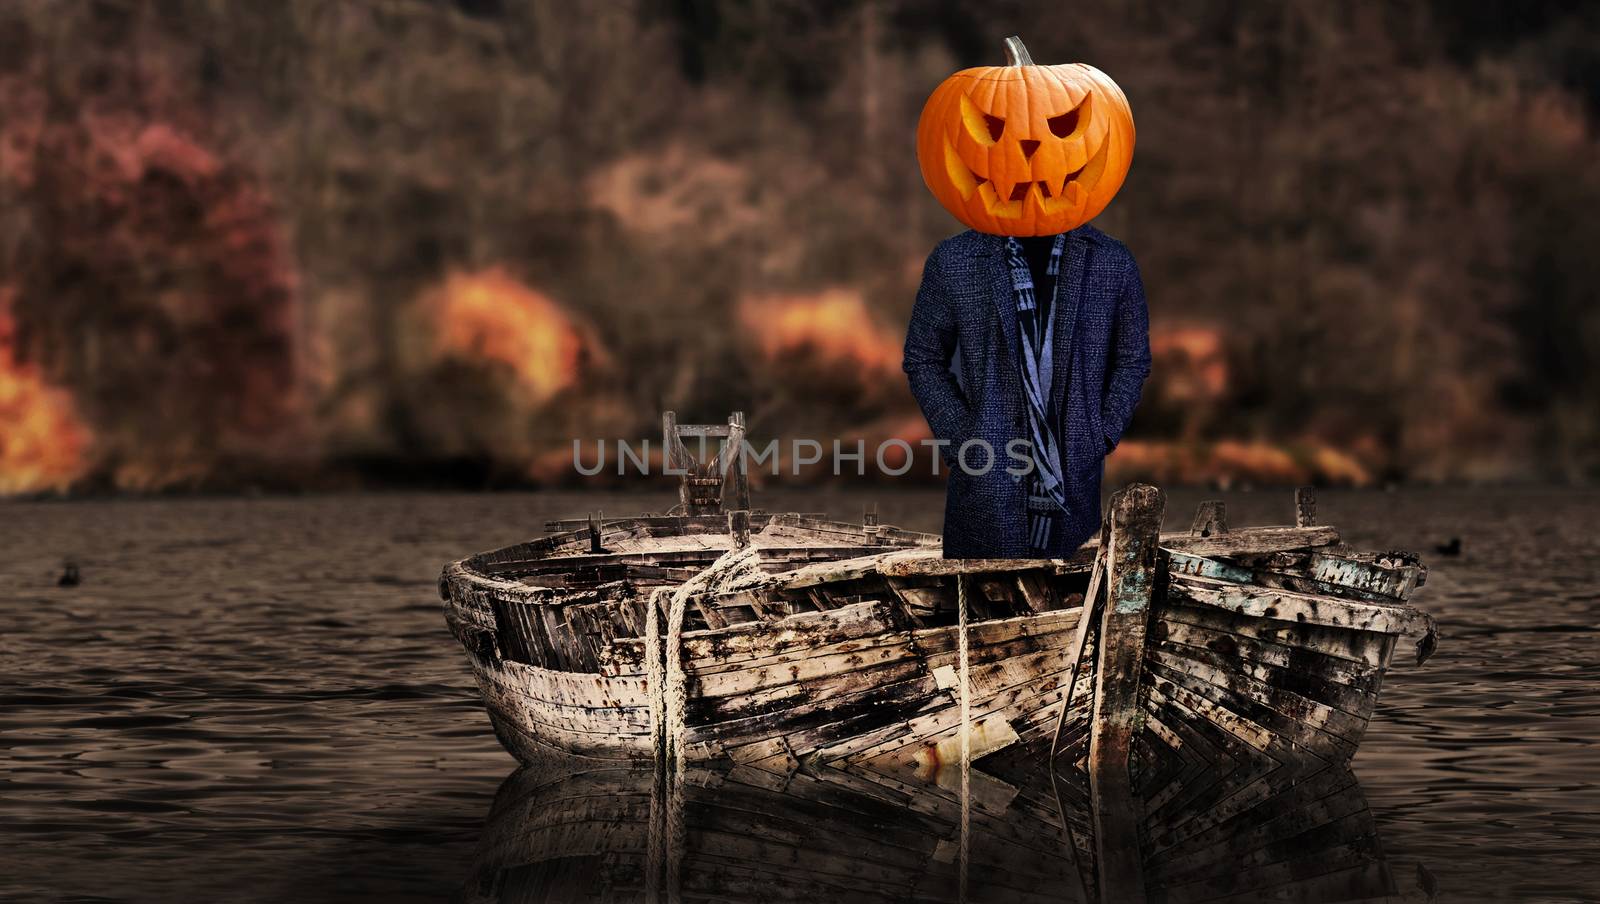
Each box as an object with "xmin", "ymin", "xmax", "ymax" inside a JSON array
[{"xmin": 2, "ymin": 487, "xmax": 1598, "ymax": 902}]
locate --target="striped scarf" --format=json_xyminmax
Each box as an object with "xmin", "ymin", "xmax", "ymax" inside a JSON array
[{"xmin": 1004, "ymin": 234, "xmax": 1069, "ymax": 554}]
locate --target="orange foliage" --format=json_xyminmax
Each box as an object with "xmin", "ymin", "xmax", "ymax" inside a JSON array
[
  {"xmin": 1150, "ymin": 324, "xmax": 1229, "ymax": 401},
  {"xmin": 426, "ymin": 268, "xmax": 587, "ymax": 404},
  {"xmin": 741, "ymin": 289, "xmax": 902, "ymax": 374},
  {"xmin": 1107, "ymin": 438, "xmax": 1373, "ymax": 487},
  {"xmin": 0, "ymin": 291, "xmax": 92, "ymax": 494}
]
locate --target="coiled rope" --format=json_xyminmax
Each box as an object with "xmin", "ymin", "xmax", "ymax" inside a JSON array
[{"xmin": 646, "ymin": 545, "xmax": 759, "ymax": 769}]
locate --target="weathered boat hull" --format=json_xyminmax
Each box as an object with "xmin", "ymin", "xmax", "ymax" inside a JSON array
[{"xmin": 440, "ymin": 491, "xmax": 1433, "ymax": 780}]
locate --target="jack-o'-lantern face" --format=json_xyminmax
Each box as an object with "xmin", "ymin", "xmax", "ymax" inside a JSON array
[{"xmin": 916, "ymin": 37, "xmax": 1135, "ymax": 236}]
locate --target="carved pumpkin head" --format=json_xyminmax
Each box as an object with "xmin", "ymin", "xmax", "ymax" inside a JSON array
[{"xmin": 916, "ymin": 36, "xmax": 1135, "ymax": 236}]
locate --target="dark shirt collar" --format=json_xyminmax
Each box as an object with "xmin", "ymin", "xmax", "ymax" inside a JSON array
[{"xmin": 968, "ymin": 225, "xmax": 1093, "ymax": 256}]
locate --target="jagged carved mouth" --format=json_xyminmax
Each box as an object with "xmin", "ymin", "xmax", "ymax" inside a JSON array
[{"xmin": 943, "ymin": 135, "xmax": 1110, "ymax": 219}]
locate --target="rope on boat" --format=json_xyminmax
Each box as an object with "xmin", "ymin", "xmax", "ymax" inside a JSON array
[
  {"xmin": 646, "ymin": 741, "xmax": 664, "ymax": 903},
  {"xmin": 664, "ymin": 584, "xmax": 691, "ymax": 773},
  {"xmin": 957, "ymin": 572, "xmax": 970, "ymax": 902},
  {"xmin": 651, "ymin": 545, "xmax": 761, "ymax": 772},
  {"xmin": 643, "ymin": 545, "xmax": 758, "ymax": 904},
  {"xmin": 645, "ymin": 587, "xmax": 666, "ymax": 758}
]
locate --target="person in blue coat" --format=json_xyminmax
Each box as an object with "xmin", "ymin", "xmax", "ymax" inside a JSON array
[
  {"xmin": 906, "ymin": 37, "xmax": 1150, "ymax": 559},
  {"xmin": 903, "ymin": 225, "xmax": 1150, "ymax": 558}
]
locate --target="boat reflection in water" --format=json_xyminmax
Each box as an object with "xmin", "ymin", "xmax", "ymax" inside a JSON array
[{"xmin": 461, "ymin": 747, "xmax": 1407, "ymax": 904}]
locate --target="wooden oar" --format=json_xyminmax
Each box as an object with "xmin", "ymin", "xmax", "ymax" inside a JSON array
[{"xmin": 1049, "ymin": 540, "xmax": 1108, "ymax": 760}]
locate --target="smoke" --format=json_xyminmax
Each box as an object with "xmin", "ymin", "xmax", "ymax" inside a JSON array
[{"xmin": 2, "ymin": 1, "xmax": 1598, "ymax": 495}]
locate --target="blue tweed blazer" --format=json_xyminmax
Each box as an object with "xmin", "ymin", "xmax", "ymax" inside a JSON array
[{"xmin": 903, "ymin": 225, "xmax": 1151, "ymax": 558}]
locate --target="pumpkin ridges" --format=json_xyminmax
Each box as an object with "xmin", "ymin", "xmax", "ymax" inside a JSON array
[
  {"xmin": 919, "ymin": 80, "xmax": 964, "ymax": 219},
  {"xmin": 1079, "ymin": 65, "xmax": 1135, "ymax": 226},
  {"xmin": 1036, "ymin": 66, "xmax": 1075, "ymax": 174},
  {"xmin": 1075, "ymin": 66, "xmax": 1126, "ymax": 170},
  {"xmin": 940, "ymin": 83, "xmax": 976, "ymax": 212}
]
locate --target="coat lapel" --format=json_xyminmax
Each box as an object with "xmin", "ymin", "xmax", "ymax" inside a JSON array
[
  {"xmin": 972, "ymin": 233, "xmax": 1018, "ymax": 362},
  {"xmin": 1050, "ymin": 229, "xmax": 1089, "ymax": 415}
]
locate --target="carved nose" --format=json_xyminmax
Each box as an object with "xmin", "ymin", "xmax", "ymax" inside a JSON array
[{"xmin": 1019, "ymin": 139, "xmax": 1040, "ymax": 159}]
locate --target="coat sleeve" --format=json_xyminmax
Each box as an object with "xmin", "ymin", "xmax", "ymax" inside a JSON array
[
  {"xmin": 1100, "ymin": 252, "xmax": 1151, "ymax": 450},
  {"xmin": 903, "ymin": 248, "xmax": 973, "ymax": 458}
]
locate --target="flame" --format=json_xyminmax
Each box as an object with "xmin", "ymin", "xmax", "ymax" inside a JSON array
[
  {"xmin": 426, "ymin": 268, "xmax": 586, "ymax": 404},
  {"xmin": 0, "ymin": 291, "xmax": 93, "ymax": 494},
  {"xmin": 741, "ymin": 288, "xmax": 902, "ymax": 373}
]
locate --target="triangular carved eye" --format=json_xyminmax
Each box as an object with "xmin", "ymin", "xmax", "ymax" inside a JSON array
[
  {"xmin": 959, "ymin": 94, "xmax": 1005, "ymax": 146},
  {"xmin": 1048, "ymin": 96, "xmax": 1090, "ymax": 138},
  {"xmin": 1047, "ymin": 109, "xmax": 1079, "ymax": 138}
]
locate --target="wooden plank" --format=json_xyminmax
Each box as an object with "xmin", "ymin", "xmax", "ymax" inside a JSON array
[
  {"xmin": 726, "ymin": 411, "xmax": 750, "ymax": 511},
  {"xmin": 818, "ymin": 646, "xmax": 1088, "ymax": 765},
  {"xmin": 692, "ymin": 653, "xmax": 925, "ymax": 720},
  {"xmin": 911, "ymin": 606, "xmax": 1082, "ymax": 652},
  {"xmin": 1168, "ymin": 550, "xmax": 1411, "ymax": 605},
  {"xmin": 1142, "ymin": 671, "xmax": 1275, "ymax": 753},
  {"xmin": 1153, "ymin": 635, "xmax": 1377, "ymax": 720},
  {"xmin": 1170, "ymin": 573, "xmax": 1424, "ymax": 635},
  {"xmin": 1091, "ymin": 483, "xmax": 1166, "ymax": 904},
  {"xmin": 687, "ymin": 625, "xmax": 917, "ymax": 680},
  {"xmin": 727, "ymin": 508, "xmax": 750, "ymax": 547},
  {"xmin": 1152, "ymin": 616, "xmax": 1382, "ymax": 693},
  {"xmin": 880, "ymin": 553, "xmax": 1085, "ymax": 576},
  {"xmin": 1014, "ymin": 571, "xmax": 1055, "ymax": 612},
  {"xmin": 699, "ymin": 672, "xmax": 943, "ymax": 755},
  {"xmin": 1302, "ymin": 552, "xmax": 1423, "ymax": 600},
  {"xmin": 606, "ymin": 600, "xmax": 899, "ymax": 673},
  {"xmin": 1146, "ymin": 658, "xmax": 1357, "ymax": 761},
  {"xmin": 1224, "ymin": 549, "xmax": 1423, "ymax": 601},
  {"xmin": 1295, "ymin": 486, "xmax": 1316, "ymax": 527},
  {"xmin": 538, "ymin": 513, "xmax": 822, "ymax": 533},
  {"xmin": 1165, "ymin": 525, "xmax": 1339, "ymax": 557},
  {"xmin": 1146, "ymin": 647, "xmax": 1372, "ymax": 742},
  {"xmin": 761, "ymin": 514, "xmax": 941, "ymax": 548},
  {"xmin": 1160, "ymin": 600, "xmax": 1389, "ymax": 668},
  {"xmin": 503, "ymin": 658, "xmax": 651, "ymax": 708},
  {"xmin": 472, "ymin": 670, "xmax": 655, "ymax": 757},
  {"xmin": 693, "ymin": 595, "xmax": 731, "ymax": 630},
  {"xmin": 871, "ymin": 526, "xmax": 1342, "ymax": 579},
  {"xmin": 1191, "ymin": 500, "xmax": 1228, "ymax": 537}
]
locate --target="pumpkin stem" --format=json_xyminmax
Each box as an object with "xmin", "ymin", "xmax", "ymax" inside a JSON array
[{"xmin": 1003, "ymin": 36, "xmax": 1034, "ymax": 67}]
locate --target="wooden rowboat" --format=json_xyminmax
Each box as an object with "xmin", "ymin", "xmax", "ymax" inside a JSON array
[
  {"xmin": 460, "ymin": 741, "xmax": 1408, "ymax": 904},
  {"xmin": 440, "ymin": 413, "xmax": 1436, "ymax": 787}
]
